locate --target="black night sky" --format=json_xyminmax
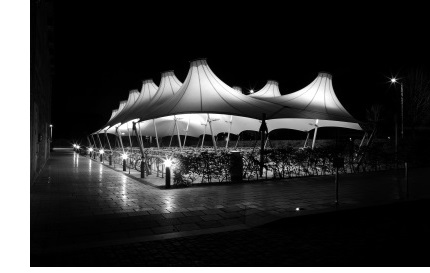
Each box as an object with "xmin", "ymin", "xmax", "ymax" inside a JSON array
[{"xmin": 51, "ymin": 3, "xmax": 429, "ymax": 142}]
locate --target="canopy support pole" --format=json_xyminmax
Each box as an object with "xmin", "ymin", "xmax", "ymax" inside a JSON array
[
  {"xmin": 115, "ymin": 127, "xmax": 125, "ymax": 154},
  {"xmin": 183, "ymin": 117, "xmax": 190, "ymax": 147},
  {"xmin": 359, "ymin": 132, "xmax": 367, "ymax": 149},
  {"xmin": 303, "ymin": 131, "xmax": 310, "ymax": 148},
  {"xmin": 311, "ymin": 119, "xmax": 319, "ymax": 150},
  {"xmin": 96, "ymin": 133, "xmax": 104, "ymax": 149},
  {"xmin": 132, "ymin": 122, "xmax": 145, "ymax": 157},
  {"xmin": 225, "ymin": 115, "xmax": 232, "ymax": 149},
  {"xmin": 259, "ymin": 113, "xmax": 268, "ymax": 176},
  {"xmin": 91, "ymin": 134, "xmax": 99, "ymax": 150},
  {"xmin": 234, "ymin": 133, "xmax": 241, "ymax": 149},
  {"xmin": 152, "ymin": 119, "xmax": 160, "ymax": 149},
  {"xmin": 169, "ymin": 120, "xmax": 176, "ymax": 148},
  {"xmin": 104, "ymin": 130, "xmax": 113, "ymax": 153},
  {"xmin": 207, "ymin": 114, "xmax": 217, "ymax": 153},
  {"xmin": 136, "ymin": 122, "xmax": 143, "ymax": 148},
  {"xmin": 87, "ymin": 135, "xmax": 93, "ymax": 148},
  {"xmin": 200, "ymin": 122, "xmax": 207, "ymax": 149},
  {"xmin": 133, "ymin": 122, "xmax": 146, "ymax": 178},
  {"xmin": 174, "ymin": 116, "xmax": 183, "ymax": 152},
  {"xmin": 127, "ymin": 127, "xmax": 133, "ymax": 155},
  {"xmin": 264, "ymin": 135, "xmax": 270, "ymax": 150}
]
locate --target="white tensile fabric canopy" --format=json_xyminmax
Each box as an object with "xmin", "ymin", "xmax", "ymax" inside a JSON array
[
  {"xmin": 106, "ymin": 79, "xmax": 159, "ymax": 128},
  {"xmin": 232, "ymin": 86, "xmax": 242, "ymax": 93},
  {"xmin": 137, "ymin": 59, "xmax": 292, "ymax": 121},
  {"xmin": 94, "ymin": 61, "xmax": 362, "ymax": 148},
  {"xmin": 249, "ymin": 80, "xmax": 281, "ymax": 98},
  {"xmin": 261, "ymin": 72, "xmax": 361, "ymax": 131},
  {"xmin": 107, "ymin": 89, "xmax": 140, "ymax": 128}
]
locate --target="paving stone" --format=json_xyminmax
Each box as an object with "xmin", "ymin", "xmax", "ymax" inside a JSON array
[
  {"xmin": 201, "ymin": 214, "xmax": 223, "ymax": 221},
  {"xmin": 127, "ymin": 229, "xmax": 154, "ymax": 238},
  {"xmin": 174, "ymin": 223, "xmax": 201, "ymax": 232},
  {"xmin": 178, "ymin": 216, "xmax": 202, "ymax": 224},
  {"xmin": 156, "ymin": 218, "xmax": 182, "ymax": 226},
  {"xmin": 219, "ymin": 219, "xmax": 245, "ymax": 226},
  {"xmin": 182, "ymin": 210, "xmax": 206, "ymax": 217},
  {"xmin": 151, "ymin": 225, "xmax": 178, "ymax": 235},
  {"xmin": 196, "ymin": 220, "xmax": 224, "ymax": 229},
  {"xmin": 202, "ymin": 209, "xmax": 224, "ymax": 215},
  {"xmin": 161, "ymin": 212, "xmax": 185, "ymax": 219}
]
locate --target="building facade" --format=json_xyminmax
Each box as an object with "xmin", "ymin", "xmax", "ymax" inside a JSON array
[{"xmin": 30, "ymin": 0, "xmax": 54, "ymax": 183}]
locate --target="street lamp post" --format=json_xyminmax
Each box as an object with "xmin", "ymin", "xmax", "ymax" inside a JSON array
[
  {"xmin": 391, "ymin": 78, "xmax": 404, "ymax": 140},
  {"xmin": 391, "ymin": 77, "xmax": 408, "ymax": 198}
]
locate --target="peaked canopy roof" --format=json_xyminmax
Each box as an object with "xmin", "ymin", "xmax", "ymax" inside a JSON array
[
  {"xmin": 138, "ymin": 59, "xmax": 289, "ymax": 121},
  {"xmin": 148, "ymin": 71, "xmax": 182, "ymax": 107},
  {"xmin": 106, "ymin": 79, "xmax": 158, "ymax": 127},
  {"xmin": 232, "ymin": 86, "xmax": 242, "ymax": 93},
  {"xmin": 107, "ymin": 89, "xmax": 140, "ymax": 127},
  {"xmin": 266, "ymin": 72, "xmax": 359, "ymax": 123},
  {"xmin": 107, "ymin": 109, "xmax": 118, "ymax": 123},
  {"xmin": 249, "ymin": 80, "xmax": 281, "ymax": 98}
]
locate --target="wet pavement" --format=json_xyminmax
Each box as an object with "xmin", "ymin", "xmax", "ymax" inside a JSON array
[{"xmin": 31, "ymin": 148, "xmax": 430, "ymax": 266}]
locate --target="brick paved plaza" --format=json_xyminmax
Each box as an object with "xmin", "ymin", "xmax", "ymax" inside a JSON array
[{"xmin": 31, "ymin": 148, "xmax": 430, "ymax": 266}]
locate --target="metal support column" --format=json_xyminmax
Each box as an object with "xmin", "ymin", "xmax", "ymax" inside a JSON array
[
  {"xmin": 225, "ymin": 115, "xmax": 232, "ymax": 149},
  {"xmin": 183, "ymin": 117, "xmax": 190, "ymax": 147},
  {"xmin": 132, "ymin": 122, "xmax": 146, "ymax": 178},
  {"xmin": 311, "ymin": 119, "xmax": 319, "ymax": 150},
  {"xmin": 174, "ymin": 116, "xmax": 183, "ymax": 152},
  {"xmin": 259, "ymin": 113, "xmax": 268, "ymax": 176},
  {"xmin": 207, "ymin": 114, "xmax": 217, "ymax": 153},
  {"xmin": 152, "ymin": 119, "xmax": 160, "ymax": 149}
]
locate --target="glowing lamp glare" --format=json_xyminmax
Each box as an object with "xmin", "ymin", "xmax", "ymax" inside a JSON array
[
  {"xmin": 76, "ymin": 145, "xmax": 80, "ymax": 149},
  {"xmin": 89, "ymin": 148, "xmax": 93, "ymax": 152},
  {"xmin": 391, "ymin": 78, "xmax": 397, "ymax": 83},
  {"xmin": 296, "ymin": 207, "xmax": 300, "ymax": 211},
  {"xmin": 121, "ymin": 154, "xmax": 128, "ymax": 160},
  {"xmin": 164, "ymin": 159, "xmax": 173, "ymax": 168},
  {"xmin": 100, "ymin": 149, "xmax": 104, "ymax": 154}
]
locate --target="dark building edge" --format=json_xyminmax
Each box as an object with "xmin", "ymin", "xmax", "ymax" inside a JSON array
[{"xmin": 30, "ymin": 0, "xmax": 54, "ymax": 184}]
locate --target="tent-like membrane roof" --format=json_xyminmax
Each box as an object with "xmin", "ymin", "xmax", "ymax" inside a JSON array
[
  {"xmin": 265, "ymin": 72, "xmax": 358, "ymax": 123},
  {"xmin": 93, "ymin": 61, "xmax": 362, "ymax": 145},
  {"xmin": 137, "ymin": 59, "xmax": 281, "ymax": 121},
  {"xmin": 249, "ymin": 80, "xmax": 281, "ymax": 98}
]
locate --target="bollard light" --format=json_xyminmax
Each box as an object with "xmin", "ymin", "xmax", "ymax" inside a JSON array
[
  {"xmin": 122, "ymin": 153, "xmax": 127, "ymax": 171},
  {"xmin": 164, "ymin": 158, "xmax": 173, "ymax": 189},
  {"xmin": 100, "ymin": 149, "xmax": 104, "ymax": 154},
  {"xmin": 164, "ymin": 158, "xmax": 173, "ymax": 168}
]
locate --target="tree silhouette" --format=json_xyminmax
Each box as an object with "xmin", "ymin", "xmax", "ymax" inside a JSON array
[{"xmin": 403, "ymin": 68, "xmax": 430, "ymax": 136}]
